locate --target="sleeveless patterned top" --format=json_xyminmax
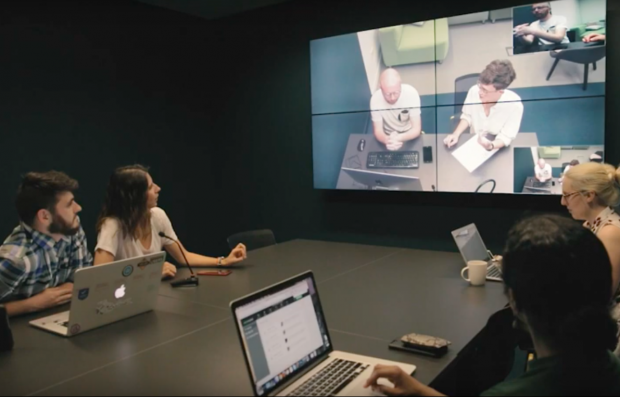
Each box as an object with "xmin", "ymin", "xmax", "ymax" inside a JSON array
[{"xmin": 585, "ymin": 207, "xmax": 620, "ymax": 357}]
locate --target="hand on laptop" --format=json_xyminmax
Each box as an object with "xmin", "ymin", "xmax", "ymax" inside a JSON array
[
  {"xmin": 162, "ymin": 262, "xmax": 177, "ymax": 279},
  {"xmin": 224, "ymin": 244, "xmax": 247, "ymax": 266},
  {"xmin": 364, "ymin": 365, "xmax": 443, "ymax": 397},
  {"xmin": 30, "ymin": 283, "xmax": 74, "ymax": 312}
]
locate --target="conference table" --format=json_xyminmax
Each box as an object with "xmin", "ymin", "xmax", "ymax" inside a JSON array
[{"xmin": 0, "ymin": 240, "xmax": 508, "ymax": 396}]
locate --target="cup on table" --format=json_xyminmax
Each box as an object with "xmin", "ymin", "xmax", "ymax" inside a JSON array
[
  {"xmin": 461, "ymin": 260, "xmax": 487, "ymax": 286},
  {"xmin": 399, "ymin": 110, "xmax": 410, "ymax": 123}
]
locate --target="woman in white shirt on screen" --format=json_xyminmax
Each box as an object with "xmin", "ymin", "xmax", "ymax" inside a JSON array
[
  {"xmin": 443, "ymin": 60, "xmax": 524, "ymax": 151},
  {"xmin": 562, "ymin": 162, "xmax": 620, "ymax": 357},
  {"xmin": 94, "ymin": 165, "xmax": 247, "ymax": 279},
  {"xmin": 559, "ymin": 159, "xmax": 579, "ymax": 183}
]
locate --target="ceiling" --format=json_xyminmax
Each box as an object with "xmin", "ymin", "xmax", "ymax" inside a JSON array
[{"xmin": 134, "ymin": 0, "xmax": 293, "ymax": 20}]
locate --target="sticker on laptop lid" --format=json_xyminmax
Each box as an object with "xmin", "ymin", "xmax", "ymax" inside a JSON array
[
  {"xmin": 78, "ymin": 288, "xmax": 90, "ymax": 301},
  {"xmin": 70, "ymin": 324, "xmax": 81, "ymax": 335},
  {"xmin": 122, "ymin": 265, "xmax": 134, "ymax": 277}
]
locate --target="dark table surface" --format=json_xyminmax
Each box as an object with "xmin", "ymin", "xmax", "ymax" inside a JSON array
[{"xmin": 0, "ymin": 240, "xmax": 508, "ymax": 396}]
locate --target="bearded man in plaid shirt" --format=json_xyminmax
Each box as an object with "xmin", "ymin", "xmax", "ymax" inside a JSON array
[{"xmin": 0, "ymin": 171, "xmax": 92, "ymax": 317}]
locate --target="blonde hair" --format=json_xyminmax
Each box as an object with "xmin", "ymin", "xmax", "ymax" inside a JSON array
[{"xmin": 565, "ymin": 163, "xmax": 620, "ymax": 207}]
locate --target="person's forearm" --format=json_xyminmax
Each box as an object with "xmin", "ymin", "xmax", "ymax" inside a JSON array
[
  {"xmin": 374, "ymin": 130, "xmax": 389, "ymax": 144},
  {"xmin": 533, "ymin": 30, "xmax": 564, "ymax": 43},
  {"xmin": 184, "ymin": 252, "xmax": 220, "ymax": 267},
  {"xmin": 396, "ymin": 127, "xmax": 421, "ymax": 142},
  {"xmin": 454, "ymin": 119, "xmax": 470, "ymax": 137},
  {"xmin": 517, "ymin": 34, "xmax": 534, "ymax": 44},
  {"xmin": 419, "ymin": 385, "xmax": 447, "ymax": 397},
  {"xmin": 5, "ymin": 297, "xmax": 41, "ymax": 317},
  {"xmin": 492, "ymin": 140, "xmax": 506, "ymax": 150}
]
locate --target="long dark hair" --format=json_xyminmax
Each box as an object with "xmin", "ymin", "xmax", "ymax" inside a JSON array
[
  {"xmin": 503, "ymin": 215, "xmax": 618, "ymax": 353},
  {"xmin": 97, "ymin": 165, "xmax": 150, "ymax": 240}
]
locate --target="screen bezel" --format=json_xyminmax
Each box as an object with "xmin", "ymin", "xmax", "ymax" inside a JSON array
[{"xmin": 230, "ymin": 271, "xmax": 334, "ymax": 397}]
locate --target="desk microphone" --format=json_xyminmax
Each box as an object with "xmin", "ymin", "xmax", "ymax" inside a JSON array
[{"xmin": 158, "ymin": 232, "xmax": 199, "ymax": 288}]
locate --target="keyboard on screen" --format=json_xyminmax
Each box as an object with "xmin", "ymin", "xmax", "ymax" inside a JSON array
[{"xmin": 367, "ymin": 151, "xmax": 419, "ymax": 169}]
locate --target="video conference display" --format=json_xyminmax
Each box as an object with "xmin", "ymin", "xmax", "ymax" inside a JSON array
[{"xmin": 311, "ymin": 0, "xmax": 607, "ymax": 195}]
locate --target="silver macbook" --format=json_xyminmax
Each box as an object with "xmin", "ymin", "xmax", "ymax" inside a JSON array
[
  {"xmin": 451, "ymin": 224, "xmax": 502, "ymax": 282},
  {"xmin": 30, "ymin": 252, "xmax": 166, "ymax": 337},
  {"xmin": 231, "ymin": 271, "xmax": 416, "ymax": 397}
]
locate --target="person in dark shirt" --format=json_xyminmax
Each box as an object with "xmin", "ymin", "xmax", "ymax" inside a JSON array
[{"xmin": 364, "ymin": 215, "xmax": 620, "ymax": 396}]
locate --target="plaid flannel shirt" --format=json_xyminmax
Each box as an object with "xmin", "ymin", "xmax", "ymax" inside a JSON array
[{"xmin": 0, "ymin": 222, "xmax": 93, "ymax": 302}]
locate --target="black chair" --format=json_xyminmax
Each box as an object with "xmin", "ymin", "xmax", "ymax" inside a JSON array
[
  {"xmin": 227, "ymin": 229, "xmax": 276, "ymax": 251},
  {"xmin": 450, "ymin": 73, "xmax": 480, "ymax": 131},
  {"xmin": 546, "ymin": 45, "xmax": 606, "ymax": 91}
]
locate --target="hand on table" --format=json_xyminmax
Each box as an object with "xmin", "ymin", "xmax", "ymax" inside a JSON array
[
  {"xmin": 386, "ymin": 135, "xmax": 404, "ymax": 151},
  {"xmin": 443, "ymin": 134, "xmax": 460, "ymax": 148},
  {"xmin": 162, "ymin": 262, "xmax": 177, "ymax": 280},
  {"xmin": 477, "ymin": 135, "xmax": 494, "ymax": 151},
  {"xmin": 583, "ymin": 33, "xmax": 605, "ymax": 43}
]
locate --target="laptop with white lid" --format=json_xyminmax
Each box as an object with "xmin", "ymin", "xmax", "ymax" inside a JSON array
[
  {"xmin": 451, "ymin": 224, "xmax": 502, "ymax": 282},
  {"xmin": 231, "ymin": 271, "xmax": 416, "ymax": 397},
  {"xmin": 30, "ymin": 252, "xmax": 166, "ymax": 337}
]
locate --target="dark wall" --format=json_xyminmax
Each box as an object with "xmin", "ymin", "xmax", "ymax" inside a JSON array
[
  {"xmin": 1, "ymin": 0, "xmax": 617, "ymax": 258},
  {"xmin": 208, "ymin": 0, "xmax": 620, "ymax": 253},
  {"xmin": 0, "ymin": 0, "xmax": 226, "ymax": 256}
]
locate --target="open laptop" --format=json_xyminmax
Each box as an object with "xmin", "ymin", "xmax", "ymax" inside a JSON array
[
  {"xmin": 30, "ymin": 252, "xmax": 166, "ymax": 337},
  {"xmin": 342, "ymin": 168, "xmax": 423, "ymax": 191},
  {"xmin": 231, "ymin": 271, "xmax": 416, "ymax": 397},
  {"xmin": 451, "ymin": 224, "xmax": 502, "ymax": 282}
]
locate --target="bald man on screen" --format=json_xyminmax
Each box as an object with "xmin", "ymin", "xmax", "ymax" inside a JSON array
[{"xmin": 370, "ymin": 69, "xmax": 422, "ymax": 151}]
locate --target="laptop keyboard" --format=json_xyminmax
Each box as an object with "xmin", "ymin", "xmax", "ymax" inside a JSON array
[
  {"xmin": 487, "ymin": 264, "xmax": 502, "ymax": 279},
  {"xmin": 288, "ymin": 359, "xmax": 369, "ymax": 397}
]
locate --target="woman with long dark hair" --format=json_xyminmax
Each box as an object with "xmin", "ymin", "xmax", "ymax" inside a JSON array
[{"xmin": 94, "ymin": 165, "xmax": 246, "ymax": 278}]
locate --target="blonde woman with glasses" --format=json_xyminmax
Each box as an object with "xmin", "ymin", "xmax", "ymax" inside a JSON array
[{"xmin": 562, "ymin": 162, "xmax": 620, "ymax": 356}]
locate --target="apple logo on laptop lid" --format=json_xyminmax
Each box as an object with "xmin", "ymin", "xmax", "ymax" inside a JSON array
[{"xmin": 115, "ymin": 285, "xmax": 126, "ymax": 300}]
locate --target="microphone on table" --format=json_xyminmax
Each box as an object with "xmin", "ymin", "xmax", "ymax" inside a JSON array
[{"xmin": 158, "ymin": 232, "xmax": 199, "ymax": 288}]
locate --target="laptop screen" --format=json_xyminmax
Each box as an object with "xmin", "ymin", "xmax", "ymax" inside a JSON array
[
  {"xmin": 234, "ymin": 274, "xmax": 332, "ymax": 396},
  {"xmin": 452, "ymin": 224, "xmax": 491, "ymax": 263}
]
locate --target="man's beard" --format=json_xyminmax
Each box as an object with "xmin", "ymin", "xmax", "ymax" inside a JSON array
[{"xmin": 49, "ymin": 213, "xmax": 80, "ymax": 236}]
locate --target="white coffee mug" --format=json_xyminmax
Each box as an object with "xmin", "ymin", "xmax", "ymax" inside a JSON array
[{"xmin": 461, "ymin": 260, "xmax": 487, "ymax": 286}]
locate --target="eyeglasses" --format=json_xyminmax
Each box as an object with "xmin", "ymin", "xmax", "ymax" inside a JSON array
[
  {"xmin": 477, "ymin": 84, "xmax": 499, "ymax": 95},
  {"xmin": 532, "ymin": 6, "xmax": 549, "ymax": 10},
  {"xmin": 562, "ymin": 191, "xmax": 583, "ymax": 200}
]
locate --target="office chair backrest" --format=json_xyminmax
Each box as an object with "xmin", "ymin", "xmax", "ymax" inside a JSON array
[
  {"xmin": 555, "ymin": 46, "xmax": 606, "ymax": 64},
  {"xmin": 227, "ymin": 229, "xmax": 276, "ymax": 251},
  {"xmin": 454, "ymin": 73, "xmax": 480, "ymax": 115}
]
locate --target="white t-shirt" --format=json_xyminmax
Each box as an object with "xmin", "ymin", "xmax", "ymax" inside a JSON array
[
  {"xmin": 535, "ymin": 163, "xmax": 553, "ymax": 180},
  {"xmin": 530, "ymin": 16, "xmax": 570, "ymax": 45},
  {"xmin": 370, "ymin": 84, "xmax": 421, "ymax": 135},
  {"xmin": 95, "ymin": 207, "xmax": 178, "ymax": 261},
  {"xmin": 461, "ymin": 85, "xmax": 524, "ymax": 147}
]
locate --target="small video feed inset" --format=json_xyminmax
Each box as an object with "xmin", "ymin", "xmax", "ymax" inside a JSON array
[
  {"xmin": 513, "ymin": 146, "xmax": 604, "ymax": 195},
  {"xmin": 513, "ymin": 1, "xmax": 606, "ymax": 55}
]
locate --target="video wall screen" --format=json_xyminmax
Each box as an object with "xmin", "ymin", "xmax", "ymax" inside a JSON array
[{"xmin": 311, "ymin": 0, "xmax": 607, "ymax": 195}]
